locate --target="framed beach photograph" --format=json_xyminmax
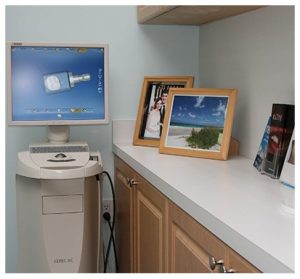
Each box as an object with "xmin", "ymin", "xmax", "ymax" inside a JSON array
[
  {"xmin": 159, "ymin": 88, "xmax": 237, "ymax": 160},
  {"xmin": 133, "ymin": 76, "xmax": 194, "ymax": 147}
]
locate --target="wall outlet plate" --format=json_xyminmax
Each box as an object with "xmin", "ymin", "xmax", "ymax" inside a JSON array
[{"xmin": 102, "ymin": 199, "xmax": 113, "ymax": 221}]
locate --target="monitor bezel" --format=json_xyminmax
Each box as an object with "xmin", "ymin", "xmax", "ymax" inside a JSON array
[{"xmin": 6, "ymin": 42, "xmax": 109, "ymax": 126}]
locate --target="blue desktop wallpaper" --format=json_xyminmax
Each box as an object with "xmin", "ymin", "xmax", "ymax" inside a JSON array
[
  {"xmin": 170, "ymin": 95, "xmax": 229, "ymax": 128},
  {"xmin": 11, "ymin": 46, "xmax": 106, "ymax": 121}
]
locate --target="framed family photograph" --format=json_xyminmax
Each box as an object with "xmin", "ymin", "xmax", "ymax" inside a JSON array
[
  {"xmin": 133, "ymin": 76, "xmax": 194, "ymax": 147},
  {"xmin": 159, "ymin": 88, "xmax": 238, "ymax": 160}
]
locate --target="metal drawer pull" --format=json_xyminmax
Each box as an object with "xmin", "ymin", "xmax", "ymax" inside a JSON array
[
  {"xmin": 129, "ymin": 179, "xmax": 140, "ymax": 186},
  {"xmin": 225, "ymin": 268, "xmax": 236, "ymax": 273},
  {"xmin": 126, "ymin": 177, "xmax": 135, "ymax": 188},
  {"xmin": 125, "ymin": 178, "xmax": 141, "ymax": 187},
  {"xmin": 209, "ymin": 256, "xmax": 224, "ymax": 271}
]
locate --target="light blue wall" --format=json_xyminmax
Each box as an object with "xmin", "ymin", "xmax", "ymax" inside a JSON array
[
  {"xmin": 6, "ymin": 5, "xmax": 295, "ymax": 273},
  {"xmin": 198, "ymin": 6, "xmax": 294, "ymax": 159},
  {"xmin": 5, "ymin": 5, "xmax": 200, "ymax": 272}
]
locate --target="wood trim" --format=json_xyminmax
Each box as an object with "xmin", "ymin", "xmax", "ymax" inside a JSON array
[
  {"xmin": 226, "ymin": 249, "xmax": 261, "ymax": 273},
  {"xmin": 229, "ymin": 137, "xmax": 239, "ymax": 156},
  {"xmin": 133, "ymin": 76, "xmax": 194, "ymax": 148},
  {"xmin": 114, "ymin": 156, "xmax": 260, "ymax": 273},
  {"xmin": 168, "ymin": 201, "xmax": 227, "ymax": 272},
  {"xmin": 136, "ymin": 190, "xmax": 164, "ymax": 272},
  {"xmin": 114, "ymin": 157, "xmax": 135, "ymax": 272},
  {"xmin": 170, "ymin": 223, "xmax": 212, "ymax": 272},
  {"xmin": 138, "ymin": 6, "xmax": 265, "ymax": 25},
  {"xmin": 159, "ymin": 88, "xmax": 237, "ymax": 160},
  {"xmin": 137, "ymin": 6, "xmax": 178, "ymax": 23}
]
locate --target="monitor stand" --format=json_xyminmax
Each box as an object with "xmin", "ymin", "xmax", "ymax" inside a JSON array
[{"xmin": 47, "ymin": 125, "xmax": 70, "ymax": 144}]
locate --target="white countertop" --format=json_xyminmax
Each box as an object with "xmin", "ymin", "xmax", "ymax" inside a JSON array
[{"xmin": 112, "ymin": 120, "xmax": 294, "ymax": 273}]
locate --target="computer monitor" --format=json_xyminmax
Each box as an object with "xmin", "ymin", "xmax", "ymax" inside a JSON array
[{"xmin": 6, "ymin": 42, "xmax": 109, "ymax": 143}]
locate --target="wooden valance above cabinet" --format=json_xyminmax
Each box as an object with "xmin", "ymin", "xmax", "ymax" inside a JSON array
[{"xmin": 137, "ymin": 6, "xmax": 265, "ymax": 25}]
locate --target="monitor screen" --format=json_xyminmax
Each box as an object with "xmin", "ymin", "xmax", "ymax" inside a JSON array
[{"xmin": 6, "ymin": 42, "xmax": 109, "ymax": 125}]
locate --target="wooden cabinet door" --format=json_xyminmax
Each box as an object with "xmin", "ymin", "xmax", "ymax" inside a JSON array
[
  {"xmin": 115, "ymin": 156, "xmax": 260, "ymax": 273},
  {"xmin": 114, "ymin": 157, "xmax": 135, "ymax": 272},
  {"xmin": 134, "ymin": 173, "xmax": 167, "ymax": 273},
  {"xmin": 168, "ymin": 201, "xmax": 226, "ymax": 273},
  {"xmin": 115, "ymin": 157, "xmax": 168, "ymax": 273},
  {"xmin": 226, "ymin": 249, "xmax": 260, "ymax": 273}
]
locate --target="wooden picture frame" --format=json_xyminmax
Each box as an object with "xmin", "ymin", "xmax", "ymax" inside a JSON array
[
  {"xmin": 133, "ymin": 76, "xmax": 194, "ymax": 147},
  {"xmin": 159, "ymin": 88, "xmax": 238, "ymax": 160}
]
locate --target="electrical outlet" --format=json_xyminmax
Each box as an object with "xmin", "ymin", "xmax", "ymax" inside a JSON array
[{"xmin": 102, "ymin": 199, "xmax": 113, "ymax": 220}]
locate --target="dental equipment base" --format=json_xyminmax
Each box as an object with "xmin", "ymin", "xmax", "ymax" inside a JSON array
[{"xmin": 16, "ymin": 142, "xmax": 103, "ymax": 272}]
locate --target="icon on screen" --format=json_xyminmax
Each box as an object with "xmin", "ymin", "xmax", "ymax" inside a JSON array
[{"xmin": 43, "ymin": 71, "xmax": 91, "ymax": 93}]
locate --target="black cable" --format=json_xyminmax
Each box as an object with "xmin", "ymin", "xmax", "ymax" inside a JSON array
[
  {"xmin": 100, "ymin": 171, "xmax": 119, "ymax": 273},
  {"xmin": 103, "ymin": 212, "xmax": 118, "ymax": 273},
  {"xmin": 106, "ymin": 215, "xmax": 118, "ymax": 270},
  {"xmin": 103, "ymin": 213, "xmax": 113, "ymax": 272}
]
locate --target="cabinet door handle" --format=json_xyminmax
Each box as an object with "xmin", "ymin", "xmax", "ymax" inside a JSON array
[
  {"xmin": 209, "ymin": 256, "xmax": 224, "ymax": 271},
  {"xmin": 126, "ymin": 178, "xmax": 140, "ymax": 187},
  {"xmin": 129, "ymin": 179, "xmax": 140, "ymax": 187}
]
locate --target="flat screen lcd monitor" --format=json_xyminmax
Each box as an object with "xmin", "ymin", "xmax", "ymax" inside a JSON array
[{"xmin": 7, "ymin": 43, "xmax": 109, "ymax": 126}]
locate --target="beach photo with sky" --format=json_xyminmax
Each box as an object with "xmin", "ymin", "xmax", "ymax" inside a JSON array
[{"xmin": 166, "ymin": 94, "xmax": 229, "ymax": 151}]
